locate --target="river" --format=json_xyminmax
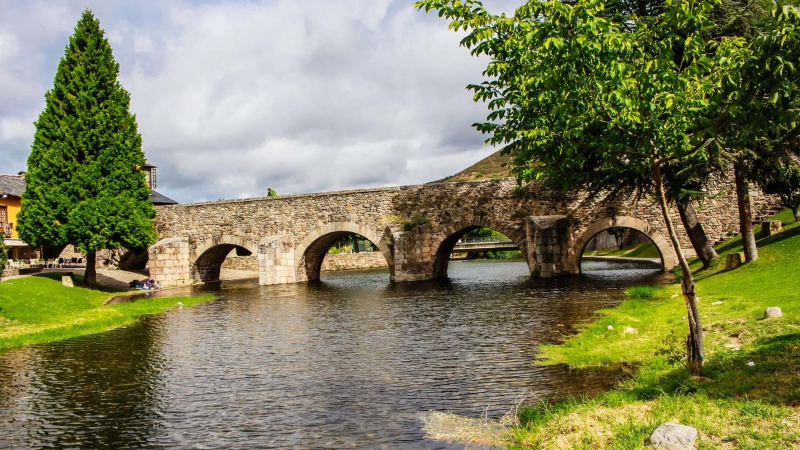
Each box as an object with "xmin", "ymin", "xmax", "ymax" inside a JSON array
[{"xmin": 0, "ymin": 259, "xmax": 670, "ymax": 449}]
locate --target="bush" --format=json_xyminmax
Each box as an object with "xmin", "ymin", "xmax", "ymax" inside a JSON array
[
  {"xmin": 381, "ymin": 215, "xmax": 404, "ymax": 226},
  {"xmin": 403, "ymin": 215, "xmax": 430, "ymax": 231}
]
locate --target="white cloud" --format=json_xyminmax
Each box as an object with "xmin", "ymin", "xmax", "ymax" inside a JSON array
[
  {"xmin": 0, "ymin": 117, "xmax": 35, "ymax": 142},
  {"xmin": 133, "ymin": 32, "xmax": 153, "ymax": 53},
  {"xmin": 0, "ymin": 32, "xmax": 19, "ymax": 62},
  {"xmin": 0, "ymin": 0, "xmax": 521, "ymax": 202}
]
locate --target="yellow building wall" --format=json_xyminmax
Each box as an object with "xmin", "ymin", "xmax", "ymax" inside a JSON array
[{"xmin": 1, "ymin": 196, "xmax": 21, "ymax": 238}]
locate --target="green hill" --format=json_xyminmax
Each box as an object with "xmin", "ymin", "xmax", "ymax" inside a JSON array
[{"xmin": 440, "ymin": 149, "xmax": 512, "ymax": 182}]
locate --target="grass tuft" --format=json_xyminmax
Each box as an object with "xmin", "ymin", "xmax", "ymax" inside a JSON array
[{"xmin": 590, "ymin": 241, "xmax": 662, "ymax": 259}]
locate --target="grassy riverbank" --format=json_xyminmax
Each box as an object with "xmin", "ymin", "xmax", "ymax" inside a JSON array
[
  {"xmin": 0, "ymin": 273, "xmax": 213, "ymax": 351},
  {"xmin": 588, "ymin": 241, "xmax": 661, "ymax": 259},
  {"xmin": 512, "ymin": 209, "xmax": 800, "ymax": 449}
]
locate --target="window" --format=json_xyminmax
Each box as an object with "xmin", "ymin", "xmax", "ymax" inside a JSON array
[
  {"xmin": 143, "ymin": 168, "xmax": 157, "ymax": 189},
  {"xmin": 0, "ymin": 205, "xmax": 8, "ymax": 238}
]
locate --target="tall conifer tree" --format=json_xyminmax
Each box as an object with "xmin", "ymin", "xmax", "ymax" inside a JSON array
[{"xmin": 18, "ymin": 10, "xmax": 156, "ymax": 286}]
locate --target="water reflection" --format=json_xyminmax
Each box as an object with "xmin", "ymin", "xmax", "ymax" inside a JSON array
[{"xmin": 0, "ymin": 259, "xmax": 671, "ymax": 449}]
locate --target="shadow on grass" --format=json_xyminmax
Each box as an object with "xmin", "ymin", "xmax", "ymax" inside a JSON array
[
  {"xmin": 630, "ymin": 332, "xmax": 800, "ymax": 405},
  {"xmin": 756, "ymin": 222, "xmax": 800, "ymax": 247},
  {"xmin": 689, "ymin": 225, "xmax": 800, "ymax": 283},
  {"xmin": 714, "ymin": 235, "xmax": 746, "ymax": 256},
  {"xmin": 35, "ymin": 272, "xmax": 125, "ymax": 293},
  {"xmin": 712, "ymin": 217, "xmax": 800, "ymax": 258}
]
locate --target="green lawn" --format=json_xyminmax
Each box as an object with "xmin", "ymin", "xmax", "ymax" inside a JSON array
[
  {"xmin": 589, "ymin": 241, "xmax": 662, "ymax": 259},
  {"xmin": 513, "ymin": 209, "xmax": 800, "ymax": 449},
  {"xmin": 0, "ymin": 273, "xmax": 213, "ymax": 351}
]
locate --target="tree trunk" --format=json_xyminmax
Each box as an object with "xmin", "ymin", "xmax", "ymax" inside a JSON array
[
  {"xmin": 352, "ymin": 235, "xmax": 360, "ymax": 253},
  {"xmin": 84, "ymin": 251, "xmax": 97, "ymax": 287},
  {"xmin": 654, "ymin": 163, "xmax": 704, "ymax": 375},
  {"xmin": 734, "ymin": 161, "xmax": 758, "ymax": 262},
  {"xmin": 677, "ymin": 200, "xmax": 718, "ymax": 267}
]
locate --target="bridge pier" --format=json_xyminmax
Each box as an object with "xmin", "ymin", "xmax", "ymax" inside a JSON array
[
  {"xmin": 391, "ymin": 225, "xmax": 439, "ymax": 282},
  {"xmin": 527, "ymin": 215, "xmax": 577, "ymax": 278},
  {"xmin": 148, "ymin": 237, "xmax": 192, "ymax": 287},
  {"xmin": 258, "ymin": 235, "xmax": 299, "ymax": 285}
]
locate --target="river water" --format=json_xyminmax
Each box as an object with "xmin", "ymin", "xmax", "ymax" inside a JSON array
[{"xmin": 0, "ymin": 259, "xmax": 670, "ymax": 449}]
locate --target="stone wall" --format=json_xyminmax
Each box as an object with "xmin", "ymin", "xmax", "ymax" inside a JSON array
[
  {"xmin": 221, "ymin": 255, "xmax": 259, "ymax": 271},
  {"xmin": 2, "ymin": 266, "xmax": 19, "ymax": 279},
  {"xmin": 219, "ymin": 252, "xmax": 388, "ymax": 272},
  {"xmin": 154, "ymin": 187, "xmax": 399, "ymax": 259},
  {"xmin": 321, "ymin": 251, "xmax": 389, "ymax": 272},
  {"xmin": 585, "ymin": 229, "xmax": 651, "ymax": 252}
]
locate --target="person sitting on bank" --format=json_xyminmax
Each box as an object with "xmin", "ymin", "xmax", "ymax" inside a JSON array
[{"xmin": 267, "ymin": 188, "xmax": 277, "ymax": 197}]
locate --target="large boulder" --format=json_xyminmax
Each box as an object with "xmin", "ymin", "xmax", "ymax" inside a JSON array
[{"xmin": 649, "ymin": 422, "xmax": 698, "ymax": 450}]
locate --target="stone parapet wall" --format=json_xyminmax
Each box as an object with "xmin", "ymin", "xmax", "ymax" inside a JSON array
[
  {"xmin": 321, "ymin": 252, "xmax": 388, "ymax": 272},
  {"xmin": 154, "ymin": 187, "xmax": 401, "ymax": 259}
]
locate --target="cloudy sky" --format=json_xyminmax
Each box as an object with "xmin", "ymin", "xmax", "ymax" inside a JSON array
[{"xmin": 0, "ymin": 0, "xmax": 519, "ymax": 203}]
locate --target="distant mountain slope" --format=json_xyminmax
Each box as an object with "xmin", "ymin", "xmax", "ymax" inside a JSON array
[{"xmin": 438, "ymin": 149, "xmax": 512, "ymax": 183}]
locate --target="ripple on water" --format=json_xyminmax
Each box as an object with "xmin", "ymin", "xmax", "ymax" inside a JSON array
[{"xmin": 0, "ymin": 259, "xmax": 671, "ymax": 449}]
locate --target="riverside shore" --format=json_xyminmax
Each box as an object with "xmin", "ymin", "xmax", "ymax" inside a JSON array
[
  {"xmin": 0, "ymin": 272, "xmax": 213, "ymax": 352},
  {"xmin": 510, "ymin": 209, "xmax": 800, "ymax": 449}
]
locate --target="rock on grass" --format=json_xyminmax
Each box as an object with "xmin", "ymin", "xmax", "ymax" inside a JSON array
[{"xmin": 648, "ymin": 422, "xmax": 698, "ymax": 450}]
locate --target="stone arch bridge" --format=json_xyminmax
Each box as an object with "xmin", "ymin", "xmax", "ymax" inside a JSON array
[{"xmin": 149, "ymin": 178, "xmax": 775, "ymax": 287}]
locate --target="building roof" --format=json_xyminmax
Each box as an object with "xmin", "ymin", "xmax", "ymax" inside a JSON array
[
  {"xmin": 0, "ymin": 174, "xmax": 178, "ymax": 205},
  {"xmin": 0, "ymin": 174, "xmax": 26, "ymax": 198},
  {"xmin": 150, "ymin": 189, "xmax": 178, "ymax": 205},
  {"xmin": 142, "ymin": 163, "xmax": 157, "ymax": 169}
]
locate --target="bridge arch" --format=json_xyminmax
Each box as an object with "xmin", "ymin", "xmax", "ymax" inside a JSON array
[
  {"xmin": 192, "ymin": 235, "xmax": 259, "ymax": 283},
  {"xmin": 295, "ymin": 222, "xmax": 393, "ymax": 282},
  {"xmin": 571, "ymin": 216, "xmax": 678, "ymax": 272},
  {"xmin": 118, "ymin": 248, "xmax": 149, "ymax": 271},
  {"xmin": 431, "ymin": 218, "xmax": 528, "ymax": 279}
]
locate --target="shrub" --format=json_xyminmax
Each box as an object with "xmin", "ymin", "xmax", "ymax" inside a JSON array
[{"xmin": 403, "ymin": 215, "xmax": 430, "ymax": 231}]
